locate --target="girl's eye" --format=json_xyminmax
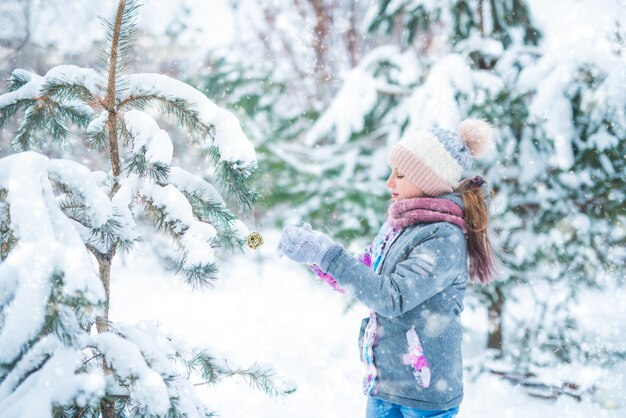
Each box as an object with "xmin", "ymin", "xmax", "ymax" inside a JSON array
[{"xmin": 396, "ymin": 174, "xmax": 404, "ymax": 179}]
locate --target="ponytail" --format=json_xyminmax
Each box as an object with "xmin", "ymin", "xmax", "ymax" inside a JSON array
[{"xmin": 458, "ymin": 177, "xmax": 496, "ymax": 284}]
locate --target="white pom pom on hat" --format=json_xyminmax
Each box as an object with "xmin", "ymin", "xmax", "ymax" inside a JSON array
[{"xmin": 458, "ymin": 119, "xmax": 495, "ymax": 157}]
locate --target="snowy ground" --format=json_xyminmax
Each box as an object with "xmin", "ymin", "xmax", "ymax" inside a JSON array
[{"xmin": 110, "ymin": 230, "xmax": 624, "ymax": 418}]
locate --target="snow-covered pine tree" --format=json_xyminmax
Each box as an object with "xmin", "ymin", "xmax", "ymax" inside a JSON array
[
  {"xmin": 479, "ymin": 18, "xmax": 626, "ymax": 368},
  {"xmin": 0, "ymin": 1, "xmax": 292, "ymax": 417}
]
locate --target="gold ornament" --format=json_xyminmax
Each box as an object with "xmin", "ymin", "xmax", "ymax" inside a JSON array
[{"xmin": 247, "ymin": 231, "xmax": 264, "ymax": 249}]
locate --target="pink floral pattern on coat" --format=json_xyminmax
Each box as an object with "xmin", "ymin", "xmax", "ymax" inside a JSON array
[{"xmin": 309, "ymin": 222, "xmax": 431, "ymax": 394}]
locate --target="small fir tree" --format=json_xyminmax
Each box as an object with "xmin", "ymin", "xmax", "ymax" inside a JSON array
[{"xmin": 0, "ymin": 1, "xmax": 292, "ymax": 417}]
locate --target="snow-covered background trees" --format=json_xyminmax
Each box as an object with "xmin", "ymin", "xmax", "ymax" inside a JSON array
[
  {"xmin": 195, "ymin": 0, "xmax": 626, "ymax": 377},
  {"xmin": 0, "ymin": 0, "xmax": 625, "ymax": 417}
]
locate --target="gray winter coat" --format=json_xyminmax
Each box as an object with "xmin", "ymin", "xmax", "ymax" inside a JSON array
[{"xmin": 319, "ymin": 195, "xmax": 468, "ymax": 410}]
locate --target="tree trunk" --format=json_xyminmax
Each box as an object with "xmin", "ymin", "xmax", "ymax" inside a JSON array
[
  {"xmin": 94, "ymin": 249, "xmax": 117, "ymax": 418},
  {"xmin": 308, "ymin": 0, "xmax": 332, "ymax": 89},
  {"xmin": 99, "ymin": 2, "xmax": 126, "ymax": 416},
  {"xmin": 95, "ymin": 253, "xmax": 113, "ymax": 334},
  {"xmin": 487, "ymin": 286, "xmax": 504, "ymax": 354},
  {"xmin": 106, "ymin": 0, "xmax": 126, "ymax": 180},
  {"xmin": 344, "ymin": 1, "xmax": 359, "ymax": 67}
]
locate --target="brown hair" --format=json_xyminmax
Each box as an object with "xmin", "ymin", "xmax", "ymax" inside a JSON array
[{"xmin": 458, "ymin": 177, "xmax": 496, "ymax": 284}]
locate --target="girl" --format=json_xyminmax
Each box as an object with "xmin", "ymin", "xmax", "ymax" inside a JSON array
[{"xmin": 278, "ymin": 119, "xmax": 496, "ymax": 418}]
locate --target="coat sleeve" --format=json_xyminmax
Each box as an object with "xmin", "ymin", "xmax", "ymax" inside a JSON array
[
  {"xmin": 307, "ymin": 241, "xmax": 375, "ymax": 294},
  {"xmin": 319, "ymin": 224, "xmax": 465, "ymax": 317}
]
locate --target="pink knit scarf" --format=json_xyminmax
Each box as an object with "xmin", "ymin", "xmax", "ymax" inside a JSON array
[{"xmin": 387, "ymin": 197, "xmax": 467, "ymax": 233}]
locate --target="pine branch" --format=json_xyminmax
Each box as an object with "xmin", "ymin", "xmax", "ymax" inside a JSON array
[
  {"xmin": 43, "ymin": 274, "xmax": 99, "ymax": 348},
  {"xmin": 0, "ymin": 98, "xmax": 35, "ymax": 128},
  {"xmin": 213, "ymin": 230, "xmax": 246, "ymax": 252},
  {"xmin": 7, "ymin": 71, "xmax": 31, "ymax": 92},
  {"xmin": 118, "ymin": 115, "xmax": 133, "ymax": 146},
  {"xmin": 90, "ymin": 215, "xmax": 135, "ymax": 253},
  {"xmin": 141, "ymin": 187, "xmax": 226, "ymax": 287},
  {"xmin": 11, "ymin": 102, "xmax": 52, "ymax": 151},
  {"xmin": 182, "ymin": 189, "xmax": 237, "ymax": 225},
  {"xmin": 57, "ymin": 189, "xmax": 134, "ymax": 252},
  {"xmin": 88, "ymin": 127, "xmax": 109, "ymax": 151},
  {"xmin": 113, "ymin": 0, "xmax": 140, "ymax": 73},
  {"xmin": 58, "ymin": 194, "xmax": 90, "ymax": 225},
  {"xmin": 118, "ymin": 92, "xmax": 214, "ymax": 140},
  {"xmin": 176, "ymin": 258, "xmax": 218, "ymax": 289},
  {"xmin": 2, "ymin": 84, "xmax": 92, "ymax": 150},
  {"xmin": 141, "ymin": 196, "xmax": 187, "ymax": 240},
  {"xmin": 188, "ymin": 352, "xmax": 295, "ymax": 398},
  {"xmin": 10, "ymin": 97, "xmax": 86, "ymax": 151},
  {"xmin": 52, "ymin": 404, "xmax": 103, "ymax": 418},
  {"xmin": 56, "ymin": 103, "xmax": 93, "ymax": 129},
  {"xmin": 216, "ymin": 159, "xmax": 259, "ymax": 211},
  {"xmin": 232, "ymin": 362, "xmax": 296, "ymax": 398},
  {"xmin": 41, "ymin": 80, "xmax": 98, "ymax": 107},
  {"xmin": 118, "ymin": 91, "xmax": 258, "ymax": 211},
  {"xmin": 165, "ymin": 167, "xmax": 247, "ymax": 250},
  {"xmin": 100, "ymin": 0, "xmax": 142, "ymax": 180},
  {"xmin": 178, "ymin": 189, "xmax": 244, "ymax": 250},
  {"xmin": 121, "ymin": 150, "xmax": 170, "ymax": 183},
  {"xmin": 97, "ymin": 0, "xmax": 140, "ymax": 89},
  {"xmin": 185, "ymin": 351, "xmax": 221, "ymax": 383},
  {"xmin": 0, "ymin": 335, "xmax": 56, "ymax": 392},
  {"xmin": 0, "ymin": 190, "xmax": 17, "ymax": 261}
]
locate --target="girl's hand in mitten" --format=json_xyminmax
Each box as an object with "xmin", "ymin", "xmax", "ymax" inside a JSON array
[{"xmin": 277, "ymin": 223, "xmax": 338, "ymax": 265}]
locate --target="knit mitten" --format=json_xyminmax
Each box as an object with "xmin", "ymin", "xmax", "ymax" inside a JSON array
[{"xmin": 277, "ymin": 224, "xmax": 338, "ymax": 265}]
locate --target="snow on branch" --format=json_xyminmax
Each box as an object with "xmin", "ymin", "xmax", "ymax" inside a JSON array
[
  {"xmin": 0, "ymin": 342, "xmax": 105, "ymax": 417},
  {"xmin": 114, "ymin": 321, "xmax": 212, "ymax": 416},
  {"xmin": 517, "ymin": 39, "xmax": 626, "ymax": 170},
  {"xmin": 139, "ymin": 181, "xmax": 218, "ymax": 286},
  {"xmin": 168, "ymin": 167, "xmax": 224, "ymax": 207},
  {"xmin": 124, "ymin": 110, "xmax": 173, "ymax": 166},
  {"xmin": 402, "ymin": 54, "xmax": 476, "ymax": 132},
  {"xmin": 0, "ymin": 79, "xmax": 43, "ymax": 148},
  {"xmin": 109, "ymin": 176, "xmax": 140, "ymax": 251},
  {"xmin": 121, "ymin": 110, "xmax": 173, "ymax": 183},
  {"xmin": 41, "ymin": 65, "xmax": 105, "ymax": 102},
  {"xmin": 0, "ymin": 66, "xmax": 103, "ymax": 111},
  {"xmin": 48, "ymin": 159, "xmax": 113, "ymax": 228},
  {"xmin": 0, "ymin": 336, "xmax": 60, "ymax": 400},
  {"xmin": 0, "ymin": 152, "xmax": 106, "ymax": 365},
  {"xmin": 7, "ymin": 69, "xmax": 40, "ymax": 91},
  {"xmin": 86, "ymin": 110, "xmax": 109, "ymax": 150},
  {"xmin": 0, "ymin": 71, "xmax": 42, "ymax": 110},
  {"xmin": 305, "ymin": 46, "xmax": 415, "ymax": 146},
  {"xmin": 166, "ymin": 167, "xmax": 244, "ymax": 237},
  {"xmin": 121, "ymin": 73, "xmax": 256, "ymax": 167},
  {"xmin": 93, "ymin": 332, "xmax": 170, "ymax": 416},
  {"xmin": 0, "ymin": 67, "xmax": 98, "ymax": 151}
]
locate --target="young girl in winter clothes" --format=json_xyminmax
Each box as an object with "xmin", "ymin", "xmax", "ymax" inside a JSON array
[{"xmin": 278, "ymin": 119, "xmax": 496, "ymax": 418}]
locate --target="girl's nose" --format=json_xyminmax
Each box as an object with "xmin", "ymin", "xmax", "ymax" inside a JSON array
[{"xmin": 386, "ymin": 175, "xmax": 394, "ymax": 189}]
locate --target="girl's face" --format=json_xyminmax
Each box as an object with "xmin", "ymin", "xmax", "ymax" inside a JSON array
[{"xmin": 386, "ymin": 167, "xmax": 426, "ymax": 202}]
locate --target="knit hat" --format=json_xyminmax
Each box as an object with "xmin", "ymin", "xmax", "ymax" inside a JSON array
[{"xmin": 387, "ymin": 119, "xmax": 494, "ymax": 196}]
